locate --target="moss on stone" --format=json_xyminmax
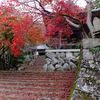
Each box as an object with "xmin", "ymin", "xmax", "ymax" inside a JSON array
[
  {"xmin": 76, "ymin": 90, "xmax": 97, "ymax": 100},
  {"xmin": 81, "ymin": 93, "xmax": 96, "ymax": 100},
  {"xmin": 97, "ymin": 82, "xmax": 100, "ymax": 84},
  {"xmin": 84, "ymin": 77, "xmax": 96, "ymax": 85},
  {"xmin": 90, "ymin": 47, "xmax": 100, "ymax": 52},
  {"xmin": 69, "ymin": 49, "xmax": 82, "ymax": 100}
]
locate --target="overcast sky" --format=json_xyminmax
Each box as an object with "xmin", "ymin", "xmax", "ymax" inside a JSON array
[
  {"xmin": 76, "ymin": 0, "xmax": 87, "ymax": 8},
  {"xmin": 0, "ymin": 0, "xmax": 87, "ymax": 8}
]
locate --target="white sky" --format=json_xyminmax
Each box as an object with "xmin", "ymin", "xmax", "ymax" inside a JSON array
[
  {"xmin": 76, "ymin": 0, "xmax": 87, "ymax": 8},
  {"xmin": 0, "ymin": 0, "xmax": 87, "ymax": 8}
]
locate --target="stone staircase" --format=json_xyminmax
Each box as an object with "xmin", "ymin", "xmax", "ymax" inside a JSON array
[
  {"xmin": 0, "ymin": 71, "xmax": 76, "ymax": 100},
  {"xmin": 25, "ymin": 55, "xmax": 45, "ymax": 71}
]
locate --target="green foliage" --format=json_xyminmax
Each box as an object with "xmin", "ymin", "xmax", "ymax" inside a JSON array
[
  {"xmin": 90, "ymin": 47, "xmax": 100, "ymax": 52},
  {"xmin": 91, "ymin": 0, "xmax": 100, "ymax": 9},
  {"xmin": 98, "ymin": 82, "xmax": 100, "ymax": 84},
  {"xmin": 0, "ymin": 11, "xmax": 25, "ymax": 70},
  {"xmin": 0, "ymin": 48, "xmax": 26, "ymax": 70},
  {"xmin": 10, "ymin": 51, "xmax": 26, "ymax": 70},
  {"xmin": 2, "ymin": 29, "xmax": 14, "ymax": 43}
]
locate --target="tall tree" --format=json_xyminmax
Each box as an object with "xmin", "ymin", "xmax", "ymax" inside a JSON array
[
  {"xmin": 0, "ymin": 3, "xmax": 44, "ymax": 70},
  {"xmin": 0, "ymin": 3, "xmax": 44, "ymax": 57},
  {"xmin": 8, "ymin": 0, "xmax": 98, "ymax": 38},
  {"xmin": 85, "ymin": 0, "xmax": 100, "ymax": 38},
  {"xmin": 5, "ymin": 0, "xmax": 97, "ymax": 45},
  {"xmin": 7, "ymin": 0, "xmax": 89, "ymax": 49}
]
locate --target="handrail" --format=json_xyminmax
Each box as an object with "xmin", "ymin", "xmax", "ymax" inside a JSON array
[{"xmin": 46, "ymin": 49, "xmax": 80, "ymax": 52}]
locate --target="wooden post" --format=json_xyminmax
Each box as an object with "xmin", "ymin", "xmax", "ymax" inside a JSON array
[{"xmin": 58, "ymin": 32, "xmax": 62, "ymax": 49}]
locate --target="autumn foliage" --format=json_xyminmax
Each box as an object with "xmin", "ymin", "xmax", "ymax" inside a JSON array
[
  {"xmin": 42, "ymin": 0, "xmax": 86, "ymax": 47},
  {"xmin": 0, "ymin": 0, "xmax": 87, "ymax": 56},
  {"xmin": 10, "ymin": 15, "xmax": 44, "ymax": 57},
  {"xmin": 0, "ymin": 3, "xmax": 44, "ymax": 57}
]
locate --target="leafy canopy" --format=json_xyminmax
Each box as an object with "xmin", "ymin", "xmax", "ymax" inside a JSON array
[{"xmin": 0, "ymin": 2, "xmax": 44, "ymax": 57}]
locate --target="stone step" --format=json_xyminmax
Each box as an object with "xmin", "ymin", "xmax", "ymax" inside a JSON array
[
  {"xmin": 0, "ymin": 84, "xmax": 68, "ymax": 90},
  {"xmin": 0, "ymin": 78, "xmax": 73, "ymax": 82},
  {"xmin": 0, "ymin": 71, "xmax": 76, "ymax": 76},
  {"xmin": 0, "ymin": 70, "xmax": 75, "ymax": 74},
  {"xmin": 0, "ymin": 91, "xmax": 70, "ymax": 100},
  {"xmin": 0, "ymin": 71, "xmax": 76, "ymax": 99}
]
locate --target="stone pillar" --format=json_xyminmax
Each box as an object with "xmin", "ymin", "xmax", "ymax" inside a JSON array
[{"xmin": 71, "ymin": 38, "xmax": 100, "ymax": 100}]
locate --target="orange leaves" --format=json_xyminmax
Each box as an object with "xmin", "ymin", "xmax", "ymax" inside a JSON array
[{"xmin": 26, "ymin": 23, "xmax": 44, "ymax": 45}]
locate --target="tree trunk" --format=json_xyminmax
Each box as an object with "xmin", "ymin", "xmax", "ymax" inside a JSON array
[{"xmin": 86, "ymin": 0, "xmax": 95, "ymax": 38}]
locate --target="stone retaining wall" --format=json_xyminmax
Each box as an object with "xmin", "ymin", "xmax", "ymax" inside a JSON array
[
  {"xmin": 72, "ymin": 39, "xmax": 100, "ymax": 100},
  {"xmin": 43, "ymin": 49, "xmax": 80, "ymax": 71}
]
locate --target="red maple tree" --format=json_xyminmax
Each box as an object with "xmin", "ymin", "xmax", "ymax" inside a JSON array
[
  {"xmin": 7, "ymin": 0, "xmax": 88, "ymax": 48},
  {"xmin": 0, "ymin": 2, "xmax": 44, "ymax": 57},
  {"xmin": 1, "ymin": 0, "xmax": 92, "ymax": 52}
]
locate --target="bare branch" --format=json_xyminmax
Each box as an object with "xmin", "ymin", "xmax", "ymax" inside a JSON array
[
  {"xmin": 63, "ymin": 16, "xmax": 80, "ymax": 28},
  {"xmin": 33, "ymin": 16, "xmax": 42, "ymax": 22},
  {"xmin": 15, "ymin": 0, "xmax": 52, "ymax": 16},
  {"xmin": 61, "ymin": 14, "xmax": 80, "ymax": 23},
  {"xmin": 15, "ymin": 1, "xmax": 43, "ymax": 14},
  {"xmin": 35, "ymin": 0, "xmax": 51, "ymax": 13}
]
